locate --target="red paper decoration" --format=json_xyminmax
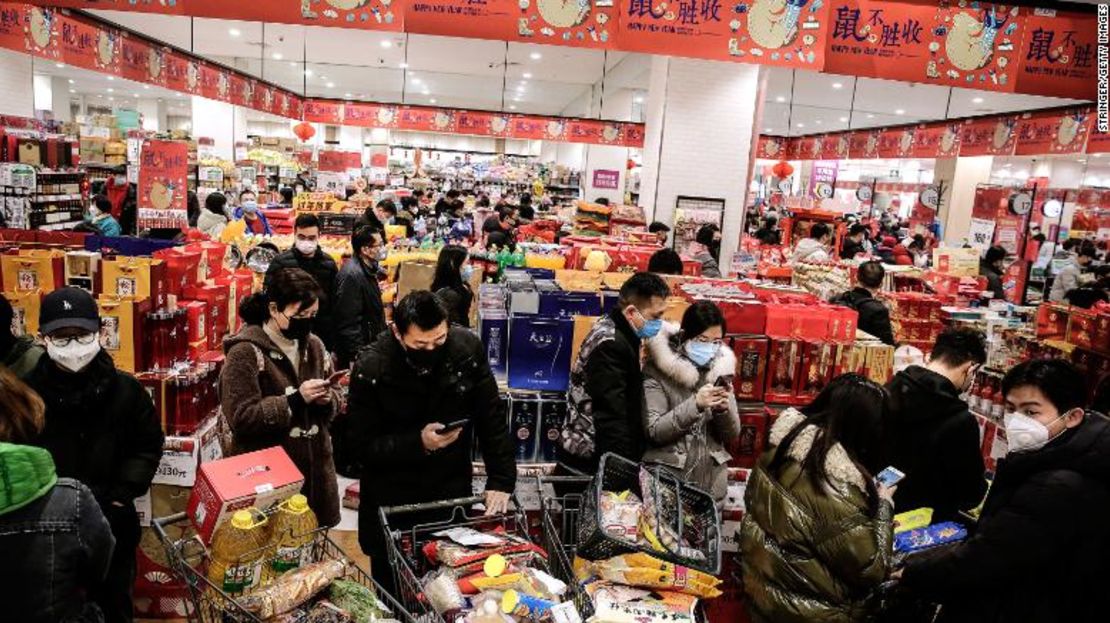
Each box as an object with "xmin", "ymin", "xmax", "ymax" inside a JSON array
[
  {"xmin": 772, "ymin": 160, "xmax": 794, "ymax": 179},
  {"xmin": 293, "ymin": 121, "xmax": 316, "ymax": 142}
]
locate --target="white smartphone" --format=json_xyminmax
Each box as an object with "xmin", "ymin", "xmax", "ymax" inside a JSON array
[{"xmin": 875, "ymin": 466, "xmax": 906, "ymax": 488}]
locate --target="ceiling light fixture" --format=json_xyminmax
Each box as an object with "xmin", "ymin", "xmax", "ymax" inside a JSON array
[
  {"xmin": 764, "ymin": 127, "xmax": 772, "ymax": 132},
  {"xmin": 523, "ymin": 72, "xmax": 533, "ymax": 79},
  {"xmin": 326, "ymin": 82, "xmax": 335, "ymax": 88},
  {"xmin": 67, "ymin": 79, "xmax": 74, "ymax": 84},
  {"xmin": 69, "ymin": 89, "xmax": 75, "ymax": 94},
  {"xmin": 55, "ymin": 63, "xmax": 64, "ymax": 68},
  {"xmin": 972, "ymin": 96, "xmax": 984, "ymax": 104},
  {"xmin": 229, "ymin": 28, "xmax": 241, "ymax": 37},
  {"xmin": 422, "ymin": 89, "xmax": 430, "ymax": 95},
  {"xmin": 272, "ymin": 52, "xmax": 283, "ymax": 60},
  {"xmin": 289, "ymin": 61, "xmax": 297, "ymax": 67},
  {"xmin": 106, "ymin": 76, "xmax": 114, "ymax": 81},
  {"xmin": 831, "ymin": 82, "xmax": 842, "ymax": 89},
  {"xmin": 530, "ymin": 52, "xmax": 542, "ymax": 60},
  {"xmin": 430, "ymin": 98, "xmax": 437, "ymax": 103},
  {"xmin": 399, "ymin": 62, "xmax": 408, "ymax": 69},
  {"xmin": 380, "ymin": 40, "xmax": 393, "ymax": 49},
  {"xmin": 509, "ymin": 105, "xmax": 517, "ymax": 110},
  {"xmin": 839, "ymin": 116, "xmax": 848, "ymax": 122},
  {"xmin": 143, "ymin": 85, "xmax": 150, "ymax": 90},
  {"xmin": 634, "ymin": 96, "xmax": 644, "ymax": 104},
  {"xmin": 867, "ymin": 113, "xmax": 875, "ymax": 118},
  {"xmin": 815, "ymin": 120, "xmax": 823, "ymax": 124},
  {"xmin": 107, "ymin": 87, "xmax": 114, "ymax": 93},
  {"xmin": 304, "ymin": 69, "xmax": 313, "ymax": 77},
  {"xmin": 895, "ymin": 109, "xmax": 905, "ymax": 115},
  {"xmin": 108, "ymin": 96, "xmax": 114, "ymax": 101},
  {"xmin": 133, "ymin": 93, "xmax": 139, "ymax": 98},
  {"xmin": 775, "ymin": 95, "xmax": 786, "ymax": 103},
  {"xmin": 796, "ymin": 122, "xmax": 805, "ymax": 127},
  {"xmin": 344, "ymin": 92, "xmax": 352, "ymax": 98}
]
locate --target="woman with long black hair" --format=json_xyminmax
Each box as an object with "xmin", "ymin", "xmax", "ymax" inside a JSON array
[
  {"xmin": 739, "ymin": 373, "xmax": 896, "ymax": 622},
  {"xmin": 430, "ymin": 244, "xmax": 475, "ymax": 328}
]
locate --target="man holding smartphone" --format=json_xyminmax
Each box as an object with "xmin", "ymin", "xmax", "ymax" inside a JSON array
[{"xmin": 348, "ymin": 291, "xmax": 516, "ymax": 593}]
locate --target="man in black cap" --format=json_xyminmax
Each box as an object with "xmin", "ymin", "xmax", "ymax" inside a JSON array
[{"xmin": 25, "ymin": 287, "xmax": 164, "ymax": 623}]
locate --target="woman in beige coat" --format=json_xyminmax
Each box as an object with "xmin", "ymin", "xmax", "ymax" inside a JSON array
[{"xmin": 642, "ymin": 301, "xmax": 740, "ymax": 503}]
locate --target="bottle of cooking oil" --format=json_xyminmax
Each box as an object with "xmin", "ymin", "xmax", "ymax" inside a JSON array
[
  {"xmin": 265, "ymin": 494, "xmax": 318, "ymax": 581},
  {"xmin": 207, "ymin": 509, "xmax": 269, "ymax": 596}
]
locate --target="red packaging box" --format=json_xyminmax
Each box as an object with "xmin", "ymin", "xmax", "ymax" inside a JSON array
[
  {"xmin": 731, "ymin": 336, "xmax": 769, "ymax": 402},
  {"xmin": 764, "ymin": 304, "xmax": 796, "ymax": 338},
  {"xmin": 796, "ymin": 341, "xmax": 836, "ymax": 403},
  {"xmin": 1068, "ymin": 309, "xmax": 1096, "ymax": 350},
  {"xmin": 214, "ymin": 270, "xmax": 254, "ymax": 333},
  {"xmin": 828, "ymin": 307, "xmax": 859, "ymax": 343},
  {"xmin": 795, "ymin": 307, "xmax": 832, "ymax": 341},
  {"xmin": 187, "ymin": 446, "xmax": 304, "ymax": 543},
  {"xmin": 183, "ymin": 283, "xmax": 230, "ymax": 349},
  {"xmin": 729, "ymin": 405, "xmax": 769, "ymax": 469},
  {"xmin": 764, "ymin": 339, "xmax": 802, "ymax": 405},
  {"xmin": 1091, "ymin": 312, "xmax": 1110, "ymax": 355},
  {"xmin": 183, "ymin": 241, "xmax": 228, "ymax": 281},
  {"xmin": 181, "ymin": 300, "xmax": 207, "ymax": 344},
  {"xmin": 716, "ymin": 299, "xmax": 766, "ymax": 336},
  {"xmin": 154, "ymin": 247, "xmax": 202, "ymax": 299}
]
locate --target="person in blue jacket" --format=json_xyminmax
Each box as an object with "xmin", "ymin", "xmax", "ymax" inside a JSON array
[
  {"xmin": 87, "ymin": 195, "xmax": 122, "ymax": 237},
  {"xmin": 232, "ymin": 189, "xmax": 271, "ymax": 235}
]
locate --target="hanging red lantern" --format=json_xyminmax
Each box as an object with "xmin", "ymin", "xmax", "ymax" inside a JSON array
[
  {"xmin": 772, "ymin": 160, "xmax": 794, "ymax": 179},
  {"xmin": 293, "ymin": 121, "xmax": 316, "ymax": 142}
]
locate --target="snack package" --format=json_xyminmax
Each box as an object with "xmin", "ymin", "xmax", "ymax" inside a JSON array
[
  {"xmin": 423, "ymin": 569, "xmax": 467, "ymax": 615},
  {"xmin": 239, "ymin": 559, "xmax": 348, "ymax": 618},
  {"xmin": 592, "ymin": 553, "xmax": 722, "ymax": 599},
  {"xmin": 328, "ymin": 579, "xmax": 393, "ymax": 623},
  {"xmin": 501, "ymin": 589, "xmax": 554, "ymax": 618},
  {"xmin": 638, "ymin": 468, "xmax": 706, "ymax": 561},
  {"xmin": 600, "ymin": 491, "xmax": 642, "ymax": 542},
  {"xmin": 586, "ymin": 581, "xmax": 698, "ymax": 623},
  {"xmin": 423, "ymin": 533, "xmax": 546, "ymax": 568},
  {"xmin": 893, "ymin": 508, "xmax": 934, "ymax": 535},
  {"xmin": 894, "ymin": 522, "xmax": 968, "ymax": 554}
]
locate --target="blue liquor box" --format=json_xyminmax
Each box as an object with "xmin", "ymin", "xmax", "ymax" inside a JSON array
[{"xmin": 507, "ymin": 316, "xmax": 573, "ymax": 392}]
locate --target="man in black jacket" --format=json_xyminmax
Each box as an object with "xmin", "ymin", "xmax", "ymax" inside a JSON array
[
  {"xmin": 333, "ymin": 226, "xmax": 386, "ymax": 369},
  {"xmin": 559, "ymin": 272, "xmax": 670, "ymax": 476},
  {"xmin": 899, "ymin": 359, "xmax": 1110, "ymax": 623},
  {"xmin": 839, "ymin": 223, "xmax": 869, "ymax": 259},
  {"xmin": 831, "ymin": 260, "xmax": 895, "ymax": 345},
  {"xmin": 349, "ymin": 291, "xmax": 515, "ymax": 592},
  {"xmin": 26, "ymin": 287, "xmax": 164, "ymax": 623},
  {"xmin": 265, "ymin": 213, "xmax": 339, "ymax": 351},
  {"xmin": 885, "ymin": 327, "xmax": 987, "ymax": 521}
]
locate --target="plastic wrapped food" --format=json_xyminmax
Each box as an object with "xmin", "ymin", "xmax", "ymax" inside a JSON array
[
  {"xmin": 894, "ymin": 522, "xmax": 968, "ymax": 554},
  {"xmin": 306, "ymin": 601, "xmax": 353, "ymax": 623},
  {"xmin": 599, "ymin": 491, "xmax": 642, "ymax": 542},
  {"xmin": 587, "ymin": 581, "xmax": 697, "ymax": 623},
  {"xmin": 328, "ymin": 579, "xmax": 393, "ymax": 622},
  {"xmin": 423, "ymin": 535, "xmax": 546, "ymax": 568},
  {"xmin": 590, "ymin": 553, "xmax": 722, "ymax": 599},
  {"xmin": 423, "ymin": 569, "xmax": 467, "ymax": 615},
  {"xmin": 240, "ymin": 559, "xmax": 349, "ymax": 618},
  {"xmin": 637, "ymin": 468, "xmax": 705, "ymax": 561}
]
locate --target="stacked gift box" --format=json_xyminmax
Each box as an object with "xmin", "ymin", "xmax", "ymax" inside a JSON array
[{"xmin": 883, "ymin": 292, "xmax": 945, "ymax": 352}]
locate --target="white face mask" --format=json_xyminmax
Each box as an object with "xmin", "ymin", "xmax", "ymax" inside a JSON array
[
  {"xmin": 294, "ymin": 239, "xmax": 318, "ymax": 256},
  {"xmin": 113, "ymin": 175, "xmax": 127, "ymax": 186},
  {"xmin": 46, "ymin": 338, "xmax": 101, "ymax": 373},
  {"xmin": 88, "ymin": 206, "xmax": 101, "ymax": 218},
  {"xmin": 1004, "ymin": 411, "xmax": 1066, "ymax": 453}
]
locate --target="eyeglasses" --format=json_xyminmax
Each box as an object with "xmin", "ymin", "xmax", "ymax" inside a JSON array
[
  {"xmin": 691, "ymin": 336, "xmax": 724, "ymax": 345},
  {"xmin": 46, "ymin": 333, "xmax": 98, "ymax": 347}
]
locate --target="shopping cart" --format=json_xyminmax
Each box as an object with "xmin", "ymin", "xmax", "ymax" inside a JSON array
[
  {"xmin": 152, "ymin": 511, "xmax": 413, "ymax": 623},
  {"xmin": 378, "ymin": 495, "xmax": 544, "ymax": 623},
  {"xmin": 536, "ymin": 475, "xmax": 594, "ymax": 618}
]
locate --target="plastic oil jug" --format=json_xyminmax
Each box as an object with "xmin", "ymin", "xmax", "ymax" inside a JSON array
[
  {"xmin": 266, "ymin": 494, "xmax": 318, "ymax": 581},
  {"xmin": 206, "ymin": 509, "xmax": 269, "ymax": 596}
]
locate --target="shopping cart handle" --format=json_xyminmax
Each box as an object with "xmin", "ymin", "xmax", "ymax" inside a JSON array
[
  {"xmin": 380, "ymin": 495, "xmax": 488, "ymax": 516},
  {"xmin": 151, "ymin": 511, "xmax": 187, "ymax": 542}
]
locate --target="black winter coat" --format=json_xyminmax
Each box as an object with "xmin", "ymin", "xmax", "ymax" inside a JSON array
[
  {"xmin": 26, "ymin": 351, "xmax": 165, "ymax": 551},
  {"xmin": 885, "ymin": 366, "xmax": 987, "ymax": 521},
  {"xmin": 265, "ymin": 248, "xmax": 339, "ymax": 350},
  {"xmin": 349, "ymin": 328, "xmax": 516, "ymax": 548},
  {"xmin": 902, "ymin": 412, "xmax": 1110, "ymax": 623},
  {"xmin": 831, "ymin": 287, "xmax": 895, "ymax": 345},
  {"xmin": 333, "ymin": 257, "xmax": 385, "ymax": 368}
]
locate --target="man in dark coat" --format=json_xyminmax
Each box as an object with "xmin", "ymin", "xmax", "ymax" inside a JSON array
[
  {"xmin": 885, "ymin": 327, "xmax": 988, "ymax": 521},
  {"xmin": 333, "ymin": 226, "xmax": 386, "ymax": 369},
  {"xmin": 558, "ymin": 272, "xmax": 670, "ymax": 476},
  {"xmin": 899, "ymin": 359, "xmax": 1110, "ymax": 623},
  {"xmin": 265, "ymin": 213, "xmax": 339, "ymax": 350},
  {"xmin": 26, "ymin": 287, "xmax": 164, "ymax": 623},
  {"xmin": 840, "ymin": 223, "xmax": 869, "ymax": 259},
  {"xmin": 831, "ymin": 260, "xmax": 895, "ymax": 345},
  {"xmin": 349, "ymin": 291, "xmax": 516, "ymax": 592}
]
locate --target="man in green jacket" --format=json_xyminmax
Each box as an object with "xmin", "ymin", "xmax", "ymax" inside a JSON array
[{"xmin": 0, "ymin": 293, "xmax": 44, "ymax": 378}]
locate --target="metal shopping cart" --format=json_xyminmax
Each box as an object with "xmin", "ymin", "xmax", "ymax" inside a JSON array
[
  {"xmin": 152, "ymin": 511, "xmax": 413, "ymax": 623},
  {"xmin": 536, "ymin": 475, "xmax": 594, "ymax": 618},
  {"xmin": 379, "ymin": 495, "xmax": 553, "ymax": 623}
]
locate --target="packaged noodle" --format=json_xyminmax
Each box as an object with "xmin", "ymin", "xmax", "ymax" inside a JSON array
[
  {"xmin": 599, "ymin": 491, "xmax": 642, "ymax": 542},
  {"xmin": 591, "ymin": 553, "xmax": 722, "ymax": 599},
  {"xmin": 240, "ymin": 559, "xmax": 348, "ymax": 618}
]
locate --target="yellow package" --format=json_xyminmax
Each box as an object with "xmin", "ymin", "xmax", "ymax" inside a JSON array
[
  {"xmin": 593, "ymin": 554, "xmax": 722, "ymax": 599},
  {"xmin": 893, "ymin": 508, "xmax": 933, "ymax": 535}
]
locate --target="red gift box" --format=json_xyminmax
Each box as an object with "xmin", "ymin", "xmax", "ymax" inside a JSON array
[
  {"xmin": 764, "ymin": 304, "xmax": 796, "ymax": 338},
  {"xmin": 795, "ymin": 307, "xmax": 832, "ymax": 341},
  {"xmin": 154, "ymin": 247, "xmax": 202, "ymax": 299},
  {"xmin": 1068, "ymin": 309, "xmax": 1096, "ymax": 350},
  {"xmin": 1091, "ymin": 312, "xmax": 1110, "ymax": 355},
  {"xmin": 181, "ymin": 300, "xmax": 207, "ymax": 344},
  {"xmin": 35, "ymin": 229, "xmax": 90, "ymax": 249},
  {"xmin": 765, "ymin": 338, "xmax": 802, "ymax": 405},
  {"xmin": 214, "ymin": 270, "xmax": 254, "ymax": 333},
  {"xmin": 796, "ymin": 341, "xmax": 836, "ymax": 403},
  {"xmin": 136, "ymin": 371, "xmax": 174, "ymax": 432},
  {"xmin": 729, "ymin": 405, "xmax": 769, "ymax": 469},
  {"xmin": 828, "ymin": 306, "xmax": 859, "ymax": 343},
  {"xmin": 183, "ymin": 283, "xmax": 230, "ymax": 350},
  {"xmin": 731, "ymin": 336, "xmax": 769, "ymax": 402},
  {"xmin": 187, "ymin": 447, "xmax": 304, "ymax": 543},
  {"xmin": 183, "ymin": 241, "xmax": 227, "ymax": 280}
]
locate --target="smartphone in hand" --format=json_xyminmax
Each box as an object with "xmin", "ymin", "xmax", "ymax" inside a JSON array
[
  {"xmin": 436, "ymin": 419, "xmax": 469, "ymax": 435},
  {"xmin": 876, "ymin": 466, "xmax": 906, "ymax": 488}
]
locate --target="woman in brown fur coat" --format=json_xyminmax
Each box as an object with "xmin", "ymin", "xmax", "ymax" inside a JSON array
[{"xmin": 219, "ymin": 267, "xmax": 341, "ymax": 526}]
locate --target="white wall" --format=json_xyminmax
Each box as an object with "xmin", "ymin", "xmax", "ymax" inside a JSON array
[
  {"xmin": 936, "ymin": 155, "xmax": 994, "ymax": 245},
  {"xmin": 191, "ymin": 96, "xmax": 235, "ymax": 160},
  {"xmin": 0, "ymin": 49, "xmax": 33, "ymax": 117},
  {"xmin": 32, "ymin": 73, "xmax": 51, "ymax": 115}
]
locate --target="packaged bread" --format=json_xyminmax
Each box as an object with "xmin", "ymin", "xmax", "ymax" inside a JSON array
[
  {"xmin": 591, "ymin": 553, "xmax": 722, "ymax": 599},
  {"xmin": 240, "ymin": 559, "xmax": 348, "ymax": 618}
]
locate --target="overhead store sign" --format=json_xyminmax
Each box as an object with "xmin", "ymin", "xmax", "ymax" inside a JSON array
[
  {"xmin": 760, "ymin": 107, "xmax": 1100, "ymax": 160},
  {"xmin": 28, "ymin": 0, "xmax": 1099, "ymax": 100},
  {"xmin": 305, "ymin": 99, "xmax": 646, "ymax": 147}
]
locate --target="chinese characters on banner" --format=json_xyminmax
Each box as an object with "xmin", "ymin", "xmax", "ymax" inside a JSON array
[
  {"xmin": 826, "ymin": 1, "xmax": 1025, "ymax": 92},
  {"xmin": 959, "ymin": 116, "xmax": 1019, "ymax": 156},
  {"xmin": 967, "ymin": 217, "xmax": 996, "ymax": 250},
  {"xmin": 1014, "ymin": 109, "xmax": 1091, "ymax": 155},
  {"xmin": 137, "ymin": 140, "xmax": 188, "ymax": 230},
  {"xmin": 592, "ymin": 169, "xmax": 620, "ymax": 189},
  {"xmin": 406, "ymin": 0, "xmax": 617, "ymax": 50},
  {"xmin": 617, "ymin": 0, "xmax": 828, "ymax": 67},
  {"xmin": 1015, "ymin": 10, "xmax": 1098, "ymax": 100}
]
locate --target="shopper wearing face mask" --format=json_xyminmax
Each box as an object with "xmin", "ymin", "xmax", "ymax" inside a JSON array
[
  {"xmin": 333, "ymin": 226, "xmax": 387, "ymax": 369},
  {"xmin": 430, "ymin": 244, "xmax": 475, "ymax": 328},
  {"xmin": 233, "ymin": 189, "xmax": 272, "ymax": 235},
  {"xmin": 24, "ymin": 287, "xmax": 164, "ymax": 623},
  {"xmin": 86, "ymin": 194, "xmax": 121, "ymax": 237},
  {"xmin": 559, "ymin": 272, "xmax": 671, "ymax": 479},
  {"xmin": 219, "ymin": 268, "xmax": 341, "ymax": 527},
  {"xmin": 348, "ymin": 291, "xmax": 516, "ymax": 593},
  {"xmin": 264, "ymin": 213, "xmax": 339, "ymax": 351},
  {"xmin": 641, "ymin": 301, "xmax": 740, "ymax": 504},
  {"xmin": 102, "ymin": 166, "xmax": 137, "ymax": 235},
  {"xmin": 896, "ymin": 359, "xmax": 1110, "ymax": 623}
]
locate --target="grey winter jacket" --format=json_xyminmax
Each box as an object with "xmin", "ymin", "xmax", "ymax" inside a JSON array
[{"xmin": 642, "ymin": 323, "xmax": 740, "ymax": 502}]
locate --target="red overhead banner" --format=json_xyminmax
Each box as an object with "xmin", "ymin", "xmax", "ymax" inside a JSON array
[
  {"xmin": 137, "ymin": 139, "xmax": 189, "ymax": 230},
  {"xmin": 877, "ymin": 127, "xmax": 915, "ymax": 158},
  {"xmin": 959, "ymin": 116, "xmax": 1018, "ymax": 156},
  {"xmin": 1014, "ymin": 109, "xmax": 1091, "ymax": 155},
  {"xmin": 318, "ymin": 150, "xmax": 360, "ymax": 173},
  {"xmin": 755, "ymin": 136, "xmax": 789, "ymax": 160},
  {"xmin": 1015, "ymin": 10, "xmax": 1099, "ymax": 100},
  {"xmin": 458, "ymin": 110, "xmax": 511, "ymax": 137},
  {"xmin": 911, "ymin": 122, "xmax": 961, "ymax": 158},
  {"xmin": 848, "ymin": 130, "xmax": 880, "ymax": 160},
  {"xmin": 820, "ymin": 134, "xmax": 850, "ymax": 160},
  {"xmin": 406, "ymin": 0, "xmax": 615, "ymax": 50},
  {"xmin": 826, "ymin": 1, "xmax": 1025, "ymax": 93},
  {"xmin": 39, "ymin": 0, "xmax": 401, "ymax": 31},
  {"xmin": 397, "ymin": 106, "xmax": 457, "ymax": 133},
  {"xmin": 616, "ymin": 0, "xmax": 829, "ymax": 68}
]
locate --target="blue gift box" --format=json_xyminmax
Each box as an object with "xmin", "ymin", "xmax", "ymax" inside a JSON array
[
  {"xmin": 538, "ymin": 291, "xmax": 602, "ymax": 318},
  {"xmin": 507, "ymin": 316, "xmax": 573, "ymax": 391},
  {"xmin": 479, "ymin": 312, "xmax": 510, "ymax": 378}
]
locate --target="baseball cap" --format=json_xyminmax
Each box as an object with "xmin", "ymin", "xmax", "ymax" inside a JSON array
[{"xmin": 39, "ymin": 287, "xmax": 100, "ymax": 335}]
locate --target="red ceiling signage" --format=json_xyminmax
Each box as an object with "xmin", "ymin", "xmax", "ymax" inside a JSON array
[
  {"xmin": 825, "ymin": 1, "xmax": 1025, "ymax": 93},
  {"xmin": 796, "ymin": 136, "xmax": 823, "ymax": 161},
  {"xmin": 458, "ymin": 111, "xmax": 511, "ymax": 137},
  {"xmin": 756, "ymin": 136, "xmax": 788, "ymax": 160},
  {"xmin": 820, "ymin": 134, "xmax": 850, "ymax": 160},
  {"xmin": 407, "ymin": 0, "xmax": 615, "ymax": 50},
  {"xmin": 1014, "ymin": 10, "xmax": 1098, "ymax": 100},
  {"xmin": 1085, "ymin": 129, "xmax": 1110, "ymax": 154},
  {"xmin": 848, "ymin": 130, "xmax": 881, "ymax": 159},
  {"xmin": 959, "ymin": 116, "xmax": 1018, "ymax": 156},
  {"xmin": 397, "ymin": 106, "xmax": 457, "ymax": 133},
  {"xmin": 304, "ymin": 99, "xmax": 344, "ymax": 124},
  {"xmin": 877, "ymin": 127, "xmax": 915, "ymax": 158},
  {"xmin": 1014, "ymin": 109, "xmax": 1091, "ymax": 155},
  {"xmin": 41, "ymin": 0, "xmax": 400, "ymax": 31},
  {"xmin": 911, "ymin": 122, "xmax": 961, "ymax": 158},
  {"xmin": 616, "ymin": 0, "xmax": 829, "ymax": 68}
]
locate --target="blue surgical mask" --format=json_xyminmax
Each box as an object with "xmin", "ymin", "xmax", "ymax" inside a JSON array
[
  {"xmin": 241, "ymin": 201, "xmax": 258, "ymax": 214},
  {"xmin": 684, "ymin": 341, "xmax": 719, "ymax": 367},
  {"xmin": 461, "ymin": 264, "xmax": 474, "ymax": 281},
  {"xmin": 633, "ymin": 309, "xmax": 662, "ymax": 339}
]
